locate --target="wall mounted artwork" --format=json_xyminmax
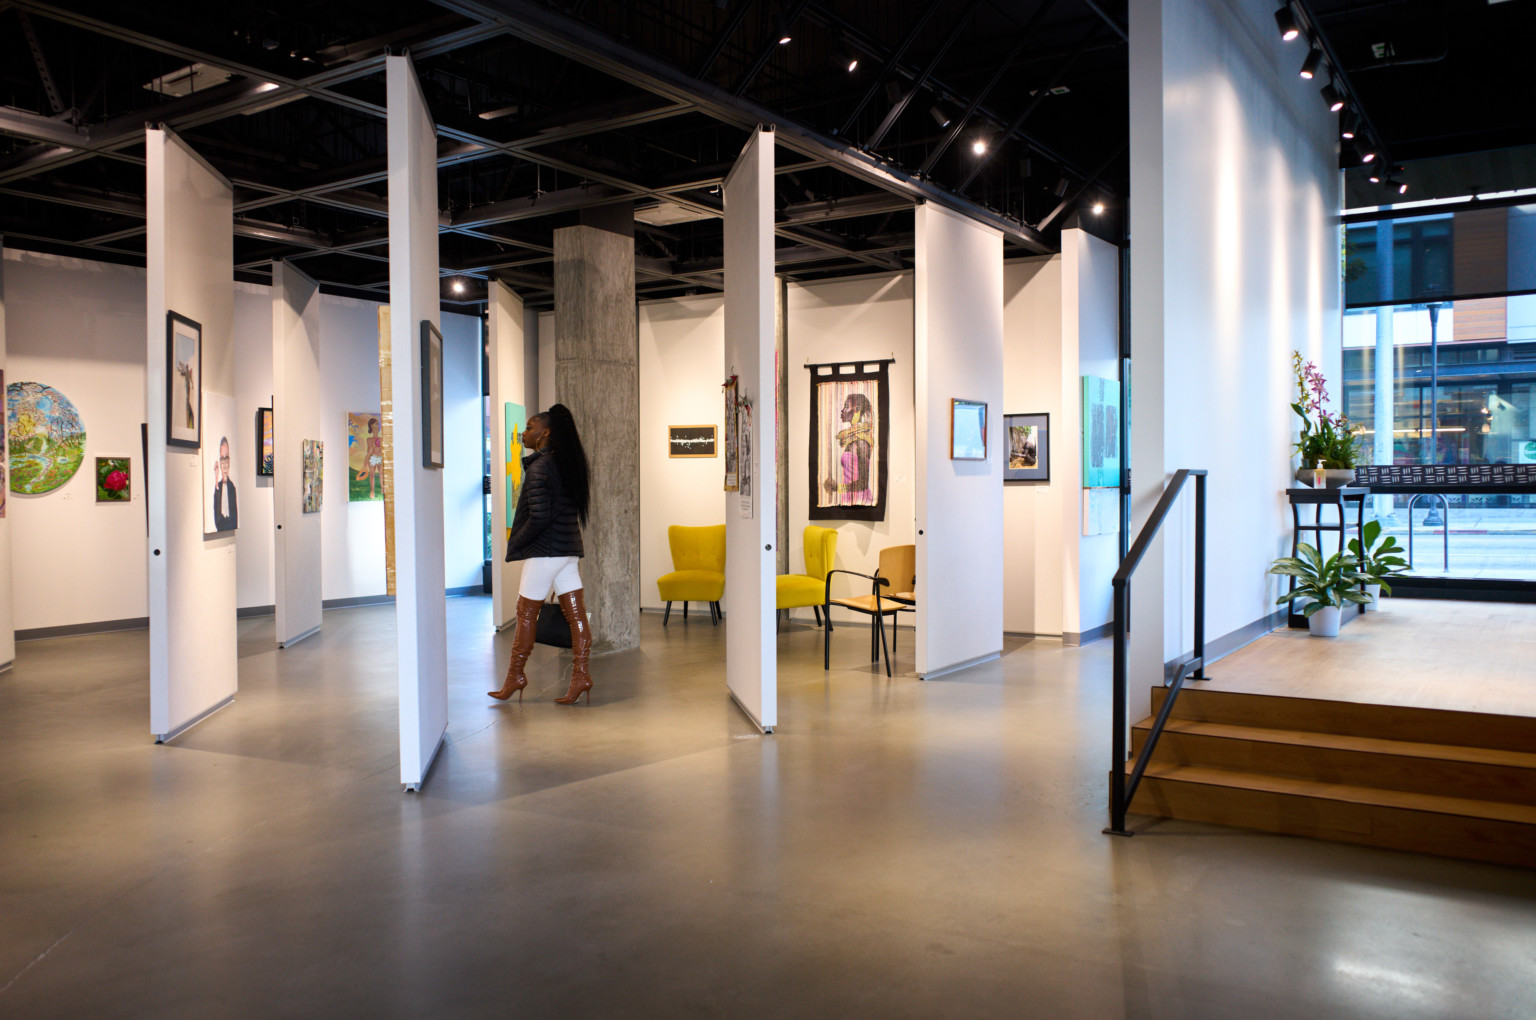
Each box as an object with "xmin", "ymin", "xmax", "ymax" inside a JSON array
[
  {"xmin": 347, "ymin": 411, "xmax": 383, "ymax": 501},
  {"xmin": 166, "ymin": 312, "xmax": 201, "ymax": 449},
  {"xmin": 668, "ymin": 425, "xmax": 716, "ymax": 458},
  {"xmin": 807, "ymin": 360, "xmax": 890, "ymax": 521},
  {"xmin": 302, "ymin": 439, "xmax": 323, "ymax": 513},
  {"xmin": 421, "ymin": 320, "xmax": 444, "ymax": 469},
  {"xmin": 256, "ymin": 407, "xmax": 274, "ymax": 477},
  {"xmin": 950, "ymin": 398, "xmax": 988, "ymax": 461},
  {"xmin": 722, "ymin": 376, "xmax": 739, "ymax": 491},
  {"xmin": 202, "ymin": 393, "xmax": 238, "ymax": 534},
  {"xmin": 504, "ymin": 402, "xmax": 526, "ymax": 536},
  {"xmin": 1, "ymin": 370, "xmax": 6, "ymax": 518},
  {"xmin": 96, "ymin": 457, "xmax": 131, "ymax": 503},
  {"xmin": 1081, "ymin": 375, "xmax": 1121, "ymax": 488},
  {"xmin": 8, "ymin": 380, "xmax": 86, "ymax": 494},
  {"xmin": 1003, "ymin": 413, "xmax": 1049, "ymax": 482}
]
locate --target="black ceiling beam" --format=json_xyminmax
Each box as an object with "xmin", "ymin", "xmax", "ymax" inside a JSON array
[
  {"xmin": 731, "ymin": 0, "xmax": 813, "ymax": 98},
  {"xmin": 1078, "ymin": 0, "xmax": 1128, "ymax": 42},
  {"xmin": 1035, "ymin": 140, "xmax": 1124, "ymax": 230},
  {"xmin": 864, "ymin": 0, "xmax": 983, "ymax": 151},
  {"xmin": 837, "ymin": 0, "xmax": 947, "ymax": 139},
  {"xmin": 694, "ymin": 0, "xmax": 760, "ymax": 80}
]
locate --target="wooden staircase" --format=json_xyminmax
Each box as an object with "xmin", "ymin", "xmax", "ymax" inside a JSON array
[{"xmin": 1128, "ymin": 686, "xmax": 1536, "ymax": 868}]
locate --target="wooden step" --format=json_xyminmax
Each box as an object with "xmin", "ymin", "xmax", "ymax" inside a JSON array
[
  {"xmin": 1131, "ymin": 718, "xmax": 1536, "ymax": 806},
  {"xmin": 1128, "ymin": 763, "xmax": 1536, "ymax": 868},
  {"xmin": 1150, "ymin": 686, "xmax": 1536, "ymax": 753}
]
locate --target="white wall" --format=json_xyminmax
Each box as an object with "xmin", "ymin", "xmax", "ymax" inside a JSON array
[
  {"xmin": 0, "ymin": 244, "xmax": 12, "ymax": 665},
  {"xmin": 271, "ymin": 263, "xmax": 323, "ymax": 645},
  {"xmin": 233, "ymin": 283, "xmax": 275, "ymax": 609},
  {"xmin": 1129, "ymin": 0, "xmax": 1343, "ymax": 673},
  {"xmin": 638, "ymin": 294, "xmax": 726, "ymax": 611},
  {"xmin": 441, "ymin": 309, "xmax": 483, "ymax": 591}
]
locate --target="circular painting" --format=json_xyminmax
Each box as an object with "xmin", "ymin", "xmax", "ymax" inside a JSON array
[{"xmin": 8, "ymin": 381, "xmax": 86, "ymax": 494}]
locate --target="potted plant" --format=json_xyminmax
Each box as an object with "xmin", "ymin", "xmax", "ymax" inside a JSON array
[
  {"xmin": 1291, "ymin": 352, "xmax": 1364, "ymax": 487},
  {"xmin": 1348, "ymin": 519, "xmax": 1408, "ymax": 610},
  {"xmin": 1269, "ymin": 543, "xmax": 1370, "ymax": 637}
]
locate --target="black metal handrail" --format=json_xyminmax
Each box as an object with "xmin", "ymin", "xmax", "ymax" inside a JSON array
[{"xmin": 1106, "ymin": 468, "xmax": 1208, "ymax": 836}]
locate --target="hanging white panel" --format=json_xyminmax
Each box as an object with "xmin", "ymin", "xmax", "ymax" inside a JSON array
[
  {"xmin": 272, "ymin": 261, "xmax": 324, "ymax": 647},
  {"xmin": 914, "ymin": 202, "xmax": 1005, "ymax": 678},
  {"xmin": 145, "ymin": 128, "xmax": 238, "ymax": 740},
  {"xmin": 0, "ymin": 242, "xmax": 12, "ymax": 672},
  {"xmin": 722, "ymin": 127, "xmax": 777, "ymax": 731},
  {"xmin": 487, "ymin": 280, "xmax": 527, "ymax": 630},
  {"xmin": 387, "ymin": 55, "xmax": 449, "ymax": 790}
]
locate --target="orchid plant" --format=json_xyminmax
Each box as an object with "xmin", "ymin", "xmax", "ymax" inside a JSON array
[{"xmin": 1291, "ymin": 351, "xmax": 1364, "ymax": 469}]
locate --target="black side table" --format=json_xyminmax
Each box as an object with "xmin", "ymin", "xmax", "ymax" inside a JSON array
[{"xmin": 1284, "ymin": 486, "xmax": 1369, "ymax": 629}]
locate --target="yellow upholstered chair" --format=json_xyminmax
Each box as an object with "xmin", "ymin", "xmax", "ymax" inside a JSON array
[
  {"xmin": 657, "ymin": 524, "xmax": 726, "ymax": 625},
  {"xmin": 776, "ymin": 525, "xmax": 838, "ymax": 626},
  {"xmin": 825, "ymin": 543, "xmax": 917, "ymax": 677}
]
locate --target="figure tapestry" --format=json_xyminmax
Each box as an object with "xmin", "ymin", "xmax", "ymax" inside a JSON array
[
  {"xmin": 807, "ymin": 360, "xmax": 890, "ymax": 522},
  {"xmin": 347, "ymin": 411, "xmax": 383, "ymax": 501}
]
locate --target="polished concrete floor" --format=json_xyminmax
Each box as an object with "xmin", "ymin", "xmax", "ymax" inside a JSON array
[{"xmin": 3, "ymin": 598, "xmax": 1535, "ymax": 1018}]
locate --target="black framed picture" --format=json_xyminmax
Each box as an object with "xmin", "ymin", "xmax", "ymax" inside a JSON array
[
  {"xmin": 421, "ymin": 320, "xmax": 444, "ymax": 469},
  {"xmin": 1003, "ymin": 412, "xmax": 1049, "ymax": 482},
  {"xmin": 256, "ymin": 407, "xmax": 274, "ymax": 477},
  {"xmin": 166, "ymin": 311, "xmax": 202, "ymax": 449},
  {"xmin": 669, "ymin": 425, "xmax": 717, "ymax": 458}
]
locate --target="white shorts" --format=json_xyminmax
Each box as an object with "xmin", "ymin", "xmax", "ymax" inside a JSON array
[{"xmin": 518, "ymin": 555, "xmax": 583, "ymax": 600}]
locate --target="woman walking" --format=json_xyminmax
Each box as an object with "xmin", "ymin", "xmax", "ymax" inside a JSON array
[{"xmin": 489, "ymin": 404, "xmax": 594, "ymax": 705}]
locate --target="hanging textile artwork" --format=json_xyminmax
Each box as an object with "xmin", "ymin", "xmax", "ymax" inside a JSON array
[{"xmin": 807, "ymin": 360, "xmax": 889, "ymax": 521}]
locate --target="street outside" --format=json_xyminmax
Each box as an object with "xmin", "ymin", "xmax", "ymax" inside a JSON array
[{"xmin": 1370, "ymin": 506, "xmax": 1536, "ymax": 581}]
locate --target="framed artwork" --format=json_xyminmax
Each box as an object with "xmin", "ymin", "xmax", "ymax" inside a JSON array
[
  {"xmin": 669, "ymin": 425, "xmax": 717, "ymax": 458},
  {"xmin": 0, "ymin": 369, "xmax": 5, "ymax": 518},
  {"xmin": 722, "ymin": 376, "xmax": 739, "ymax": 491},
  {"xmin": 255, "ymin": 407, "xmax": 274, "ymax": 476},
  {"xmin": 807, "ymin": 360, "xmax": 890, "ymax": 521},
  {"xmin": 505, "ymin": 403, "xmax": 526, "ymax": 535},
  {"xmin": 302, "ymin": 439, "xmax": 323, "ymax": 513},
  {"xmin": 950, "ymin": 398, "xmax": 988, "ymax": 461},
  {"xmin": 421, "ymin": 320, "xmax": 444, "ymax": 469},
  {"xmin": 202, "ymin": 393, "xmax": 238, "ymax": 534},
  {"xmin": 1003, "ymin": 413, "xmax": 1049, "ymax": 482},
  {"xmin": 96, "ymin": 457, "xmax": 131, "ymax": 502},
  {"xmin": 737, "ymin": 401, "xmax": 753, "ymax": 518},
  {"xmin": 347, "ymin": 411, "xmax": 384, "ymax": 501},
  {"xmin": 1082, "ymin": 375, "xmax": 1121, "ymax": 487},
  {"xmin": 166, "ymin": 311, "xmax": 202, "ymax": 449},
  {"xmin": 8, "ymin": 380, "xmax": 86, "ymax": 494}
]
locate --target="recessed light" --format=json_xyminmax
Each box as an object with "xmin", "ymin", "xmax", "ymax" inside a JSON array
[{"xmin": 972, "ymin": 139, "xmax": 988, "ymax": 155}]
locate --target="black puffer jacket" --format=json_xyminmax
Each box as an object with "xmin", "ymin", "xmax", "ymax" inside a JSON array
[{"xmin": 505, "ymin": 450, "xmax": 584, "ymax": 561}]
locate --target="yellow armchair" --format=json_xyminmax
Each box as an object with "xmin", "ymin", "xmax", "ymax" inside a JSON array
[
  {"xmin": 776, "ymin": 525, "xmax": 838, "ymax": 625},
  {"xmin": 657, "ymin": 524, "xmax": 726, "ymax": 625}
]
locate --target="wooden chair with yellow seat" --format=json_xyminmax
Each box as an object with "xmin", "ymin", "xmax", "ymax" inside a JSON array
[
  {"xmin": 824, "ymin": 543, "xmax": 916, "ymax": 678},
  {"xmin": 776, "ymin": 525, "xmax": 838, "ymax": 627},
  {"xmin": 656, "ymin": 524, "xmax": 726, "ymax": 625}
]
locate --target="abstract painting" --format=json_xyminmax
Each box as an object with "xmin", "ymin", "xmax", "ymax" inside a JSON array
[
  {"xmin": 256, "ymin": 407, "xmax": 273, "ymax": 477},
  {"xmin": 808, "ymin": 360, "xmax": 889, "ymax": 521},
  {"xmin": 302, "ymin": 439, "xmax": 323, "ymax": 513},
  {"xmin": 421, "ymin": 320, "xmax": 444, "ymax": 469},
  {"xmin": 722, "ymin": 376, "xmax": 739, "ymax": 491},
  {"xmin": 1003, "ymin": 412, "xmax": 1049, "ymax": 482},
  {"xmin": 0, "ymin": 370, "xmax": 6, "ymax": 517},
  {"xmin": 166, "ymin": 312, "xmax": 201, "ymax": 449},
  {"xmin": 202, "ymin": 392, "xmax": 238, "ymax": 534},
  {"xmin": 96, "ymin": 457, "xmax": 131, "ymax": 502},
  {"xmin": 8, "ymin": 381, "xmax": 86, "ymax": 494},
  {"xmin": 668, "ymin": 425, "xmax": 716, "ymax": 458},
  {"xmin": 504, "ymin": 402, "xmax": 526, "ymax": 536},
  {"xmin": 950, "ymin": 399, "xmax": 987, "ymax": 461},
  {"xmin": 1081, "ymin": 375, "xmax": 1121, "ymax": 488},
  {"xmin": 347, "ymin": 411, "xmax": 383, "ymax": 501}
]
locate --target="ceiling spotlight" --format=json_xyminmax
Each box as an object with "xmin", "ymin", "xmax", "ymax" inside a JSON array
[
  {"xmin": 772, "ymin": 11, "xmax": 792, "ymax": 45},
  {"xmin": 1320, "ymin": 83, "xmax": 1344, "ymax": 113},
  {"xmin": 451, "ymin": 278, "xmax": 466, "ymax": 294},
  {"xmin": 930, "ymin": 104, "xmax": 951, "ymax": 129},
  {"xmin": 1299, "ymin": 48, "xmax": 1322, "ymax": 80},
  {"xmin": 1367, "ymin": 171, "xmax": 1382, "ymax": 184},
  {"xmin": 1275, "ymin": 4, "xmax": 1300, "ymax": 41},
  {"xmin": 1054, "ymin": 176, "xmax": 1070, "ymax": 197},
  {"xmin": 1341, "ymin": 112, "xmax": 1359, "ymax": 140},
  {"xmin": 843, "ymin": 50, "xmax": 859, "ymax": 73},
  {"xmin": 1396, "ymin": 180, "xmax": 1409, "ymax": 195},
  {"xmin": 971, "ymin": 139, "xmax": 988, "ymax": 155},
  {"xmin": 1091, "ymin": 201, "xmax": 1105, "ymax": 215},
  {"xmin": 1353, "ymin": 139, "xmax": 1376, "ymax": 163},
  {"xmin": 884, "ymin": 80, "xmax": 904, "ymax": 106}
]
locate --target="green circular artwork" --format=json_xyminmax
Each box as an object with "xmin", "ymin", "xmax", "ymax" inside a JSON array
[{"xmin": 8, "ymin": 381, "xmax": 86, "ymax": 494}]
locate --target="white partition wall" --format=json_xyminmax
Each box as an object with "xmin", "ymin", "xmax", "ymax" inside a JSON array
[
  {"xmin": 272, "ymin": 261, "xmax": 324, "ymax": 646},
  {"xmin": 145, "ymin": 128, "xmax": 237, "ymax": 741},
  {"xmin": 722, "ymin": 128, "xmax": 777, "ymax": 731},
  {"xmin": 387, "ymin": 55, "xmax": 448, "ymax": 790},
  {"xmin": 914, "ymin": 203, "xmax": 1005, "ymax": 677},
  {"xmin": 488, "ymin": 280, "xmax": 526, "ymax": 630},
  {"xmin": 0, "ymin": 241, "xmax": 12, "ymax": 671}
]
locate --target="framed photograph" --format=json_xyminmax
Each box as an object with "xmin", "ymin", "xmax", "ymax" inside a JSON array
[
  {"xmin": 421, "ymin": 320, "xmax": 444, "ymax": 469},
  {"xmin": 808, "ymin": 361, "xmax": 890, "ymax": 522},
  {"xmin": 722, "ymin": 376, "xmax": 739, "ymax": 491},
  {"xmin": 1003, "ymin": 413, "xmax": 1049, "ymax": 482},
  {"xmin": 96, "ymin": 456, "xmax": 132, "ymax": 502},
  {"xmin": 256, "ymin": 407, "xmax": 274, "ymax": 477},
  {"xmin": 166, "ymin": 311, "xmax": 202, "ymax": 449},
  {"xmin": 202, "ymin": 393, "xmax": 238, "ymax": 534},
  {"xmin": 1081, "ymin": 375, "xmax": 1121, "ymax": 487},
  {"xmin": 669, "ymin": 425, "xmax": 717, "ymax": 458},
  {"xmin": 950, "ymin": 398, "xmax": 987, "ymax": 461}
]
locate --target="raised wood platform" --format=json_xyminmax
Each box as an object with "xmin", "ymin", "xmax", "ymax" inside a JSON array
[{"xmin": 1126, "ymin": 600, "xmax": 1536, "ymax": 868}]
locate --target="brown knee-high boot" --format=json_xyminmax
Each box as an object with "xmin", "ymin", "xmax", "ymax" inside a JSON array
[
  {"xmin": 489, "ymin": 596, "xmax": 544, "ymax": 701},
  {"xmin": 554, "ymin": 589, "xmax": 593, "ymax": 705}
]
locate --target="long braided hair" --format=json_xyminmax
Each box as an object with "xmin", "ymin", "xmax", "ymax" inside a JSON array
[{"xmin": 542, "ymin": 403, "xmax": 591, "ymax": 526}]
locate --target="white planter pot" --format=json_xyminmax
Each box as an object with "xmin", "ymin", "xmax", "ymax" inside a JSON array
[
  {"xmin": 1294, "ymin": 467, "xmax": 1358, "ymax": 489},
  {"xmin": 1308, "ymin": 605, "xmax": 1342, "ymax": 637},
  {"xmin": 1364, "ymin": 584, "xmax": 1381, "ymax": 610}
]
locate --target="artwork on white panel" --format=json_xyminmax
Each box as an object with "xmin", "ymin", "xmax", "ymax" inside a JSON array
[
  {"xmin": 202, "ymin": 393, "xmax": 238, "ymax": 534},
  {"xmin": 302, "ymin": 439, "xmax": 323, "ymax": 513},
  {"xmin": 8, "ymin": 380, "xmax": 86, "ymax": 494},
  {"xmin": 166, "ymin": 312, "xmax": 202, "ymax": 449},
  {"xmin": 1082, "ymin": 487, "xmax": 1120, "ymax": 537}
]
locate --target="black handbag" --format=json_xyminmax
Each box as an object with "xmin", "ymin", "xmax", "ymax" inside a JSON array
[{"xmin": 535, "ymin": 601, "xmax": 572, "ymax": 648}]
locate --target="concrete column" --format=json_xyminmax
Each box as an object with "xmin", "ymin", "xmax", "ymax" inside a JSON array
[{"xmin": 554, "ymin": 221, "xmax": 639, "ymax": 653}]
